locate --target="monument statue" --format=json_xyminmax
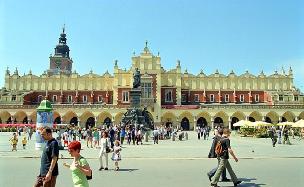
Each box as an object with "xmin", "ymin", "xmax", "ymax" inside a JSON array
[
  {"xmin": 133, "ymin": 68, "xmax": 141, "ymax": 88},
  {"xmin": 121, "ymin": 68, "xmax": 154, "ymax": 131}
]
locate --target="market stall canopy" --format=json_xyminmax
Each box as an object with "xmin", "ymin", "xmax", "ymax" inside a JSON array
[
  {"xmin": 251, "ymin": 121, "xmax": 272, "ymax": 127},
  {"xmin": 0, "ymin": 124, "xmax": 65, "ymax": 128},
  {"xmin": 293, "ymin": 119, "xmax": 304, "ymax": 128},
  {"xmin": 0, "ymin": 124, "xmax": 36, "ymax": 128},
  {"xmin": 277, "ymin": 122, "xmax": 295, "ymax": 127},
  {"xmin": 233, "ymin": 120, "xmax": 253, "ymax": 127}
]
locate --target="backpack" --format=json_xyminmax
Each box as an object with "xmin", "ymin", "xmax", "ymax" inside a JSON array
[{"xmin": 215, "ymin": 139, "xmax": 223, "ymax": 156}]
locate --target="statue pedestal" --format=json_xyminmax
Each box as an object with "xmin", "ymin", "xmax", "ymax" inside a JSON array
[
  {"xmin": 130, "ymin": 88, "xmax": 141, "ymax": 108},
  {"xmin": 145, "ymin": 132, "xmax": 149, "ymax": 142}
]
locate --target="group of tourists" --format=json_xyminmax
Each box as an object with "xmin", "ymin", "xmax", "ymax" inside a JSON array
[
  {"xmin": 153, "ymin": 125, "xmax": 190, "ymax": 142},
  {"xmin": 196, "ymin": 126, "xmax": 211, "ymax": 140},
  {"xmin": 33, "ymin": 126, "xmax": 122, "ymax": 187},
  {"xmin": 268, "ymin": 126, "xmax": 297, "ymax": 147},
  {"xmin": 33, "ymin": 127, "xmax": 93, "ymax": 187},
  {"xmin": 26, "ymin": 122, "xmax": 193, "ymax": 187},
  {"xmin": 57, "ymin": 124, "xmax": 145, "ymax": 150},
  {"xmin": 7, "ymin": 121, "xmax": 304, "ymax": 187}
]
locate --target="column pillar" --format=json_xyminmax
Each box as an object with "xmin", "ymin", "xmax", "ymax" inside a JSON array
[
  {"xmin": 295, "ymin": 116, "xmax": 298, "ymax": 122},
  {"xmin": 279, "ymin": 116, "xmax": 282, "ymax": 123},
  {"xmin": 228, "ymin": 116, "xmax": 232, "ymax": 130},
  {"xmin": 112, "ymin": 116, "xmax": 115, "ymax": 125},
  {"xmin": 245, "ymin": 116, "xmax": 249, "ymax": 121},
  {"xmin": 193, "ymin": 116, "xmax": 197, "ymax": 131},
  {"xmin": 76, "ymin": 116, "xmax": 80, "ymax": 127},
  {"xmin": 211, "ymin": 116, "xmax": 214, "ymax": 130},
  {"xmin": 176, "ymin": 117, "xmax": 179, "ymax": 129},
  {"xmin": 262, "ymin": 116, "xmax": 266, "ymax": 122}
]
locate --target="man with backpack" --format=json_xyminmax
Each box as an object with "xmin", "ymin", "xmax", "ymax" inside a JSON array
[
  {"xmin": 207, "ymin": 128, "xmax": 230, "ymax": 182},
  {"xmin": 211, "ymin": 128, "xmax": 242, "ymax": 187}
]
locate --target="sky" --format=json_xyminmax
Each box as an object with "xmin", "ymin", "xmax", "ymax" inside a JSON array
[{"xmin": 0, "ymin": 0, "xmax": 303, "ymax": 91}]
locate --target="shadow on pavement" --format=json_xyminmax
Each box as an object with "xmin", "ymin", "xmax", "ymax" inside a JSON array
[
  {"xmin": 240, "ymin": 183, "xmax": 266, "ymax": 187},
  {"xmin": 237, "ymin": 178, "xmax": 266, "ymax": 187},
  {"xmin": 239, "ymin": 178, "xmax": 257, "ymax": 182},
  {"xmin": 117, "ymin": 168, "xmax": 139, "ymax": 172}
]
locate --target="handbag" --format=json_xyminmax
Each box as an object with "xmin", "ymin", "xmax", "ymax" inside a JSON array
[
  {"xmin": 105, "ymin": 139, "xmax": 111, "ymax": 153},
  {"xmin": 86, "ymin": 171, "xmax": 92, "ymax": 180}
]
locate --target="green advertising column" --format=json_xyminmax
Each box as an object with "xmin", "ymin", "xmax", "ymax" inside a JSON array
[{"xmin": 35, "ymin": 98, "xmax": 53, "ymax": 150}]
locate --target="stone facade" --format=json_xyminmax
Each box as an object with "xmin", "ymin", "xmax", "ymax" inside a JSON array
[{"xmin": 0, "ymin": 30, "xmax": 303, "ymax": 130}]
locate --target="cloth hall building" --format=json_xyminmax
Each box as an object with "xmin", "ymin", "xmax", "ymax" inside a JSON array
[{"xmin": 1, "ymin": 29, "xmax": 304, "ymax": 130}]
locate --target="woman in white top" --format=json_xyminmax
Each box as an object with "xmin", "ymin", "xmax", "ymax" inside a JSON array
[{"xmin": 98, "ymin": 131, "xmax": 110, "ymax": 170}]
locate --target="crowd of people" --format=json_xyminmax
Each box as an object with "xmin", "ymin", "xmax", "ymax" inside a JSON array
[
  {"xmin": 196, "ymin": 126, "xmax": 211, "ymax": 140},
  {"xmin": 5, "ymin": 122, "xmax": 304, "ymax": 187},
  {"xmin": 54, "ymin": 123, "xmax": 190, "ymax": 150},
  {"xmin": 30, "ymin": 123, "xmax": 187, "ymax": 187},
  {"xmin": 267, "ymin": 126, "xmax": 300, "ymax": 147}
]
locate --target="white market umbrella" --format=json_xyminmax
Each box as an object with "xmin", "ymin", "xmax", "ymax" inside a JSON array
[
  {"xmin": 233, "ymin": 120, "xmax": 253, "ymax": 127},
  {"xmin": 293, "ymin": 119, "xmax": 304, "ymax": 128},
  {"xmin": 277, "ymin": 121, "xmax": 295, "ymax": 127},
  {"xmin": 252, "ymin": 121, "xmax": 272, "ymax": 127}
]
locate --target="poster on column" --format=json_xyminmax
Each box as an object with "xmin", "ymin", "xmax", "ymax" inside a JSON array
[{"xmin": 35, "ymin": 111, "xmax": 53, "ymax": 150}]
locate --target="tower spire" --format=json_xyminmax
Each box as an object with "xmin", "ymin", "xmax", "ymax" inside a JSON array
[
  {"xmin": 63, "ymin": 24, "xmax": 65, "ymax": 34},
  {"xmin": 48, "ymin": 27, "xmax": 72, "ymax": 76}
]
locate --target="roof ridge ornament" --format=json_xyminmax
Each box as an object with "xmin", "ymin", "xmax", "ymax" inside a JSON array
[
  {"xmin": 5, "ymin": 67, "xmax": 10, "ymax": 75},
  {"xmin": 289, "ymin": 66, "xmax": 293, "ymax": 76},
  {"xmin": 143, "ymin": 40, "xmax": 150, "ymax": 54},
  {"xmin": 14, "ymin": 67, "xmax": 19, "ymax": 75},
  {"xmin": 281, "ymin": 66, "xmax": 286, "ymax": 75}
]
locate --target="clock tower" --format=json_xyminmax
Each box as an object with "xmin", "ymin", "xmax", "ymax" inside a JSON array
[{"xmin": 47, "ymin": 26, "xmax": 73, "ymax": 76}]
